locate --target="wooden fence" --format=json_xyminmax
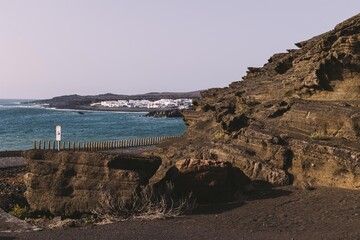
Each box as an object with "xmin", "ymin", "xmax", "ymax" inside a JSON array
[{"xmin": 33, "ymin": 135, "xmax": 180, "ymax": 151}]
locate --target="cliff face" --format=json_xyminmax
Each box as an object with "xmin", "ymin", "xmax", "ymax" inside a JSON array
[
  {"xmin": 23, "ymin": 150, "xmax": 161, "ymax": 216},
  {"xmin": 154, "ymin": 14, "xmax": 360, "ymax": 189}
]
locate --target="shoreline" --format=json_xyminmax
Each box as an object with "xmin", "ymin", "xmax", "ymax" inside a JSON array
[{"xmin": 51, "ymin": 105, "xmax": 185, "ymax": 113}]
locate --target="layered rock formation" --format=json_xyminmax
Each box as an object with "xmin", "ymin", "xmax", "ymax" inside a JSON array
[
  {"xmin": 23, "ymin": 15, "xmax": 360, "ymax": 216},
  {"xmin": 23, "ymin": 150, "xmax": 161, "ymax": 216},
  {"xmin": 154, "ymin": 14, "xmax": 360, "ymax": 189}
]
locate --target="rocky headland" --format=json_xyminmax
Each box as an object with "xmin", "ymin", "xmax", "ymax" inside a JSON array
[
  {"xmin": 19, "ymin": 14, "xmax": 360, "ymax": 218},
  {"xmin": 21, "ymin": 13, "xmax": 360, "ymax": 214},
  {"xmin": 2, "ymin": 13, "xmax": 360, "ymax": 239},
  {"xmin": 153, "ymin": 13, "xmax": 360, "ymax": 190}
]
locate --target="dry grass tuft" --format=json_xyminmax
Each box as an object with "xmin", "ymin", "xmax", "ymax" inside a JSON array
[{"xmin": 92, "ymin": 182, "xmax": 196, "ymax": 221}]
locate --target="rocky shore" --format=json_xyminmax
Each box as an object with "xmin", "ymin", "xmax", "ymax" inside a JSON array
[
  {"xmin": 2, "ymin": 13, "xmax": 360, "ymax": 240},
  {"xmin": 153, "ymin": 13, "xmax": 360, "ymax": 191},
  {"xmin": 145, "ymin": 109, "xmax": 183, "ymax": 118}
]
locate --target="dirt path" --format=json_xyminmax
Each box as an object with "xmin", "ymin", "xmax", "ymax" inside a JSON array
[
  {"xmin": 2, "ymin": 186, "xmax": 359, "ymax": 240},
  {"xmin": 0, "ymin": 208, "xmax": 41, "ymax": 234},
  {"xmin": 0, "ymin": 158, "xmax": 25, "ymax": 169}
]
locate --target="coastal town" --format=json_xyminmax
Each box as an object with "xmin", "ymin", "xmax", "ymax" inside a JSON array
[{"xmin": 90, "ymin": 98, "xmax": 193, "ymax": 109}]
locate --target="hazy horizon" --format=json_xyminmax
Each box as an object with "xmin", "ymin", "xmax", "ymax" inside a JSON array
[{"xmin": 1, "ymin": 1, "xmax": 360, "ymax": 99}]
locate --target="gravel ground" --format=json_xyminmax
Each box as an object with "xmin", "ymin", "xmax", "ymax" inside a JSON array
[
  {"xmin": 0, "ymin": 208, "xmax": 41, "ymax": 234},
  {"xmin": 1, "ymin": 186, "xmax": 359, "ymax": 240}
]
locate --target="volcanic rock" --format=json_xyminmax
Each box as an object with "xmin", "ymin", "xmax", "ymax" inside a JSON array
[
  {"xmin": 145, "ymin": 109, "xmax": 183, "ymax": 118},
  {"xmin": 153, "ymin": 14, "xmax": 360, "ymax": 189},
  {"xmin": 158, "ymin": 159, "xmax": 250, "ymax": 202},
  {"xmin": 23, "ymin": 150, "xmax": 161, "ymax": 216}
]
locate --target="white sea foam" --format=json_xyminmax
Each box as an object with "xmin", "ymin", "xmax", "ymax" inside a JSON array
[
  {"xmin": 35, "ymin": 106, "xmax": 147, "ymax": 114},
  {"xmin": 0, "ymin": 104, "xmax": 46, "ymax": 109}
]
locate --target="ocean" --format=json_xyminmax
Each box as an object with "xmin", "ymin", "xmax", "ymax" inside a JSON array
[{"xmin": 0, "ymin": 99, "xmax": 186, "ymax": 151}]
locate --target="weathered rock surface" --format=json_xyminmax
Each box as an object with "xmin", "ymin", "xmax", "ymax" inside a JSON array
[
  {"xmin": 158, "ymin": 159, "xmax": 250, "ymax": 202},
  {"xmin": 23, "ymin": 150, "xmax": 161, "ymax": 216},
  {"xmin": 153, "ymin": 14, "xmax": 360, "ymax": 189}
]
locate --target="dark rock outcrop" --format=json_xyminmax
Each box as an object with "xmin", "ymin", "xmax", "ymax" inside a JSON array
[
  {"xmin": 153, "ymin": 14, "xmax": 360, "ymax": 189},
  {"xmin": 23, "ymin": 150, "xmax": 161, "ymax": 216},
  {"xmin": 145, "ymin": 109, "xmax": 183, "ymax": 118},
  {"xmin": 158, "ymin": 159, "xmax": 250, "ymax": 203}
]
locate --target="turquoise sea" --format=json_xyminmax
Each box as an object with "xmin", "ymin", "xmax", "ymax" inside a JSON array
[{"xmin": 0, "ymin": 99, "xmax": 186, "ymax": 151}]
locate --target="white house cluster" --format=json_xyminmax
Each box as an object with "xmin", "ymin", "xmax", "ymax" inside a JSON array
[{"xmin": 90, "ymin": 99, "xmax": 193, "ymax": 109}]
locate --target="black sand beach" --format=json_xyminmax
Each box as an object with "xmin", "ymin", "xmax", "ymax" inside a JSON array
[{"xmin": 1, "ymin": 185, "xmax": 359, "ymax": 240}]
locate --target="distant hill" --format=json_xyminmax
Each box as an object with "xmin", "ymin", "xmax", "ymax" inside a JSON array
[{"xmin": 32, "ymin": 91, "xmax": 202, "ymax": 109}]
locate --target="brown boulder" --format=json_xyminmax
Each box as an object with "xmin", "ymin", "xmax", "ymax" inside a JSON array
[{"xmin": 23, "ymin": 150, "xmax": 161, "ymax": 216}]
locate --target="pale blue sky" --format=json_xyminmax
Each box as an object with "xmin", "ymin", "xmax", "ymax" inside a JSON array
[{"xmin": 0, "ymin": 1, "xmax": 359, "ymax": 99}]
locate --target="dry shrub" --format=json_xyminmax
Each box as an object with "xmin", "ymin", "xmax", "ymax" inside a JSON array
[
  {"xmin": 9, "ymin": 204, "xmax": 30, "ymax": 219},
  {"xmin": 93, "ymin": 182, "xmax": 196, "ymax": 221}
]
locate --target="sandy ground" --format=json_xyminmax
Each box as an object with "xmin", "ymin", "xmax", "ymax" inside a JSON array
[
  {"xmin": 1, "ymin": 185, "xmax": 359, "ymax": 240},
  {"xmin": 0, "ymin": 208, "xmax": 41, "ymax": 234},
  {"xmin": 0, "ymin": 158, "xmax": 25, "ymax": 169}
]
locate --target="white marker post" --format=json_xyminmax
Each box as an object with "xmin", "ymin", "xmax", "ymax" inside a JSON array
[{"xmin": 56, "ymin": 125, "xmax": 61, "ymax": 151}]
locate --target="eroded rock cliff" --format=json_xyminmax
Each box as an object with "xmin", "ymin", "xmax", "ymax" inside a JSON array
[
  {"xmin": 23, "ymin": 150, "xmax": 161, "ymax": 216},
  {"xmin": 154, "ymin": 14, "xmax": 360, "ymax": 189},
  {"xmin": 23, "ymin": 15, "xmax": 360, "ymax": 216}
]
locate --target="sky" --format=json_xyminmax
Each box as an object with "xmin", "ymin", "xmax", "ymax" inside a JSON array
[{"xmin": 0, "ymin": 1, "xmax": 360, "ymax": 99}]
